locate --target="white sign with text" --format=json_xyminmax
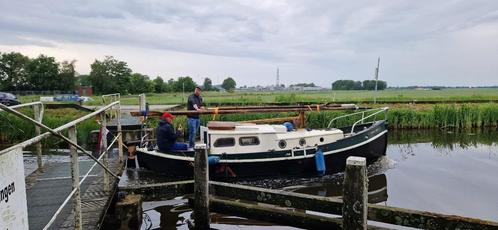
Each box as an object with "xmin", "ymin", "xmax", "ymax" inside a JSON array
[{"xmin": 0, "ymin": 147, "xmax": 28, "ymax": 230}]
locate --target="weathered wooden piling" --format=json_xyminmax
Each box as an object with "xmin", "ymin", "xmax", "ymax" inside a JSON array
[
  {"xmin": 193, "ymin": 143, "xmax": 210, "ymax": 229},
  {"xmin": 342, "ymin": 156, "xmax": 368, "ymax": 230},
  {"xmin": 115, "ymin": 194, "xmax": 143, "ymax": 230}
]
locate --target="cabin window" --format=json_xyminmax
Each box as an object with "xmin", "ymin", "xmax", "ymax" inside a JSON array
[
  {"xmin": 299, "ymin": 138, "xmax": 306, "ymax": 146},
  {"xmin": 278, "ymin": 140, "xmax": 287, "ymax": 149},
  {"xmin": 213, "ymin": 138, "xmax": 235, "ymax": 147},
  {"xmin": 239, "ymin": 136, "xmax": 260, "ymax": 146}
]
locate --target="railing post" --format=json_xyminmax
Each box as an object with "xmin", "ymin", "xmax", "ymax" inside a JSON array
[
  {"xmin": 68, "ymin": 126, "xmax": 82, "ymax": 229},
  {"xmin": 117, "ymin": 102, "xmax": 124, "ymax": 162},
  {"xmin": 33, "ymin": 103, "xmax": 44, "ymax": 172},
  {"xmin": 343, "ymin": 156, "xmax": 367, "ymax": 230},
  {"xmin": 101, "ymin": 113, "xmax": 110, "ymax": 193},
  {"xmin": 139, "ymin": 94, "xmax": 146, "ymax": 112},
  {"xmin": 194, "ymin": 143, "xmax": 209, "ymax": 229}
]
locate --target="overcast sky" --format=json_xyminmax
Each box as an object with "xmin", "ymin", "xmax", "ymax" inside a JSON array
[{"xmin": 1, "ymin": 0, "xmax": 498, "ymax": 87}]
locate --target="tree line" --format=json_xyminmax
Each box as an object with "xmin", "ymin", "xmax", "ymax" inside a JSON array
[
  {"xmin": 332, "ymin": 80, "xmax": 387, "ymax": 90},
  {"xmin": 0, "ymin": 52, "xmax": 76, "ymax": 91},
  {"xmin": 0, "ymin": 52, "xmax": 238, "ymax": 94}
]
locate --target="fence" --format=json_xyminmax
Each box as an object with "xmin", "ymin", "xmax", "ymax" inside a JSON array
[{"xmin": 0, "ymin": 100, "xmax": 124, "ymax": 229}]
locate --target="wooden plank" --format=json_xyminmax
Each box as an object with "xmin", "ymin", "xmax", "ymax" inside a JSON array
[
  {"xmin": 342, "ymin": 156, "xmax": 367, "ymax": 230},
  {"xmin": 119, "ymin": 180, "xmax": 194, "ymax": 201},
  {"xmin": 207, "ymin": 196, "xmax": 391, "ymax": 230},
  {"xmin": 130, "ymin": 105, "xmax": 359, "ymax": 117},
  {"xmin": 210, "ymin": 181, "xmax": 343, "ymax": 214},
  {"xmin": 209, "ymin": 181, "xmax": 498, "ymax": 230}
]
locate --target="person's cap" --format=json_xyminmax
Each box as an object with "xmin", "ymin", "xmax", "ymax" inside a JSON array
[
  {"xmin": 195, "ymin": 86, "xmax": 202, "ymax": 91},
  {"xmin": 161, "ymin": 112, "xmax": 175, "ymax": 120}
]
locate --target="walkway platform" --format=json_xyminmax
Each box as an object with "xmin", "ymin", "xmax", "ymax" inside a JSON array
[{"xmin": 25, "ymin": 155, "xmax": 123, "ymax": 230}]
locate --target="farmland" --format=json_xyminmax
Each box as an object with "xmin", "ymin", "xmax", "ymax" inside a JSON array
[{"xmin": 18, "ymin": 88, "xmax": 498, "ymax": 105}]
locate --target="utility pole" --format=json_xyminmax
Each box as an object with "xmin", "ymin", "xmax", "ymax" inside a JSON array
[
  {"xmin": 374, "ymin": 57, "xmax": 380, "ymax": 104},
  {"xmin": 276, "ymin": 67, "xmax": 280, "ymax": 89},
  {"xmin": 182, "ymin": 82, "xmax": 185, "ymax": 105}
]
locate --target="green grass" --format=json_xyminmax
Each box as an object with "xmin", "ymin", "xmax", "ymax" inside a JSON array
[
  {"xmin": 18, "ymin": 88, "xmax": 498, "ymax": 106},
  {"xmin": 0, "ymin": 108, "xmax": 99, "ymax": 150}
]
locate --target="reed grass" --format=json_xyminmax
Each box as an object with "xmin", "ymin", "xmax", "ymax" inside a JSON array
[{"xmin": 0, "ymin": 108, "xmax": 99, "ymax": 150}]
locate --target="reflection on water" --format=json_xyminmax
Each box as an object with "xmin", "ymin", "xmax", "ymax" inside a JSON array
[
  {"xmin": 141, "ymin": 199, "xmax": 297, "ymax": 230},
  {"xmin": 291, "ymin": 174, "xmax": 388, "ymax": 204},
  {"xmin": 385, "ymin": 130, "xmax": 498, "ymax": 222},
  {"xmin": 139, "ymin": 129, "xmax": 498, "ymax": 228}
]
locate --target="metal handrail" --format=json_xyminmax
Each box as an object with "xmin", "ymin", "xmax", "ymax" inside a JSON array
[
  {"xmin": 101, "ymin": 93, "xmax": 120, "ymax": 105},
  {"xmin": 42, "ymin": 133, "xmax": 120, "ymax": 230},
  {"xmin": 349, "ymin": 107, "xmax": 388, "ymax": 135},
  {"xmin": 1, "ymin": 100, "xmax": 124, "ymax": 230},
  {"xmin": 101, "ymin": 93, "xmax": 120, "ymax": 119},
  {"xmin": 327, "ymin": 108, "xmax": 381, "ymax": 128},
  {"xmin": 0, "ymin": 101, "xmax": 119, "ymax": 156},
  {"xmin": 0, "ymin": 101, "xmax": 43, "ymax": 111}
]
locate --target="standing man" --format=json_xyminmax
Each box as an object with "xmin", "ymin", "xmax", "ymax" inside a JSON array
[{"xmin": 187, "ymin": 86, "xmax": 205, "ymax": 149}]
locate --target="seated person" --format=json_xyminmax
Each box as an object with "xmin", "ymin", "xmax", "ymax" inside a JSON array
[{"xmin": 156, "ymin": 112, "xmax": 188, "ymax": 152}]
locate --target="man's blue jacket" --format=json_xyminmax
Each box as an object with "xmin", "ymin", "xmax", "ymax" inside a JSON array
[{"xmin": 156, "ymin": 120, "xmax": 178, "ymax": 152}]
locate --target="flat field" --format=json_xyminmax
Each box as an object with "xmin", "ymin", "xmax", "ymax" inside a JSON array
[{"xmin": 19, "ymin": 88, "xmax": 498, "ymax": 105}]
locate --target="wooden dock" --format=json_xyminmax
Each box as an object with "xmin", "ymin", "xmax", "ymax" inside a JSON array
[{"xmin": 25, "ymin": 156, "xmax": 123, "ymax": 230}]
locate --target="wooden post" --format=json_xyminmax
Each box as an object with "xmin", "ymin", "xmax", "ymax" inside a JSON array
[
  {"xmin": 117, "ymin": 102, "xmax": 124, "ymax": 162},
  {"xmin": 297, "ymin": 111, "xmax": 305, "ymax": 128},
  {"xmin": 101, "ymin": 113, "xmax": 110, "ymax": 193},
  {"xmin": 193, "ymin": 143, "xmax": 209, "ymax": 229},
  {"xmin": 69, "ymin": 126, "xmax": 82, "ymax": 229},
  {"xmin": 139, "ymin": 94, "xmax": 146, "ymax": 112},
  {"xmin": 343, "ymin": 156, "xmax": 368, "ymax": 230},
  {"xmin": 33, "ymin": 103, "xmax": 44, "ymax": 171}
]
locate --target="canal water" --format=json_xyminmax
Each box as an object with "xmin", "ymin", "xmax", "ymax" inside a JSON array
[{"xmin": 134, "ymin": 129, "xmax": 498, "ymax": 229}]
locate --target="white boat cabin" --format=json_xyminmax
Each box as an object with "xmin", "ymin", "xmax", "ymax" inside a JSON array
[{"xmin": 200, "ymin": 122, "xmax": 344, "ymax": 155}]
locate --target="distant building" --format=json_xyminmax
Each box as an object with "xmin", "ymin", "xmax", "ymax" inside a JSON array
[{"xmin": 78, "ymin": 86, "xmax": 93, "ymax": 96}]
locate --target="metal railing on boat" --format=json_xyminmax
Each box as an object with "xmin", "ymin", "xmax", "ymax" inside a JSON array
[{"xmin": 327, "ymin": 107, "xmax": 388, "ymax": 134}]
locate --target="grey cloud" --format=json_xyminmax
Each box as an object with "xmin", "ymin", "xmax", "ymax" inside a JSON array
[{"xmin": 1, "ymin": 0, "xmax": 498, "ymax": 86}]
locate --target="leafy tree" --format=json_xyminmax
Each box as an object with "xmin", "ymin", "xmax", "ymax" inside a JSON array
[
  {"xmin": 0, "ymin": 52, "xmax": 30, "ymax": 90},
  {"xmin": 89, "ymin": 56, "xmax": 132, "ymax": 94},
  {"xmin": 332, "ymin": 80, "xmax": 362, "ymax": 90},
  {"xmin": 27, "ymin": 55, "xmax": 59, "ymax": 91},
  {"xmin": 153, "ymin": 77, "xmax": 167, "ymax": 93},
  {"xmin": 221, "ymin": 77, "xmax": 236, "ymax": 92},
  {"xmin": 171, "ymin": 76, "xmax": 196, "ymax": 92},
  {"xmin": 58, "ymin": 60, "xmax": 77, "ymax": 90},
  {"xmin": 77, "ymin": 74, "xmax": 92, "ymax": 86},
  {"xmin": 362, "ymin": 80, "xmax": 376, "ymax": 90},
  {"xmin": 377, "ymin": 80, "xmax": 387, "ymax": 90},
  {"xmin": 203, "ymin": 77, "xmax": 213, "ymax": 91},
  {"xmin": 129, "ymin": 73, "xmax": 154, "ymax": 94},
  {"xmin": 333, "ymin": 79, "xmax": 387, "ymax": 90}
]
